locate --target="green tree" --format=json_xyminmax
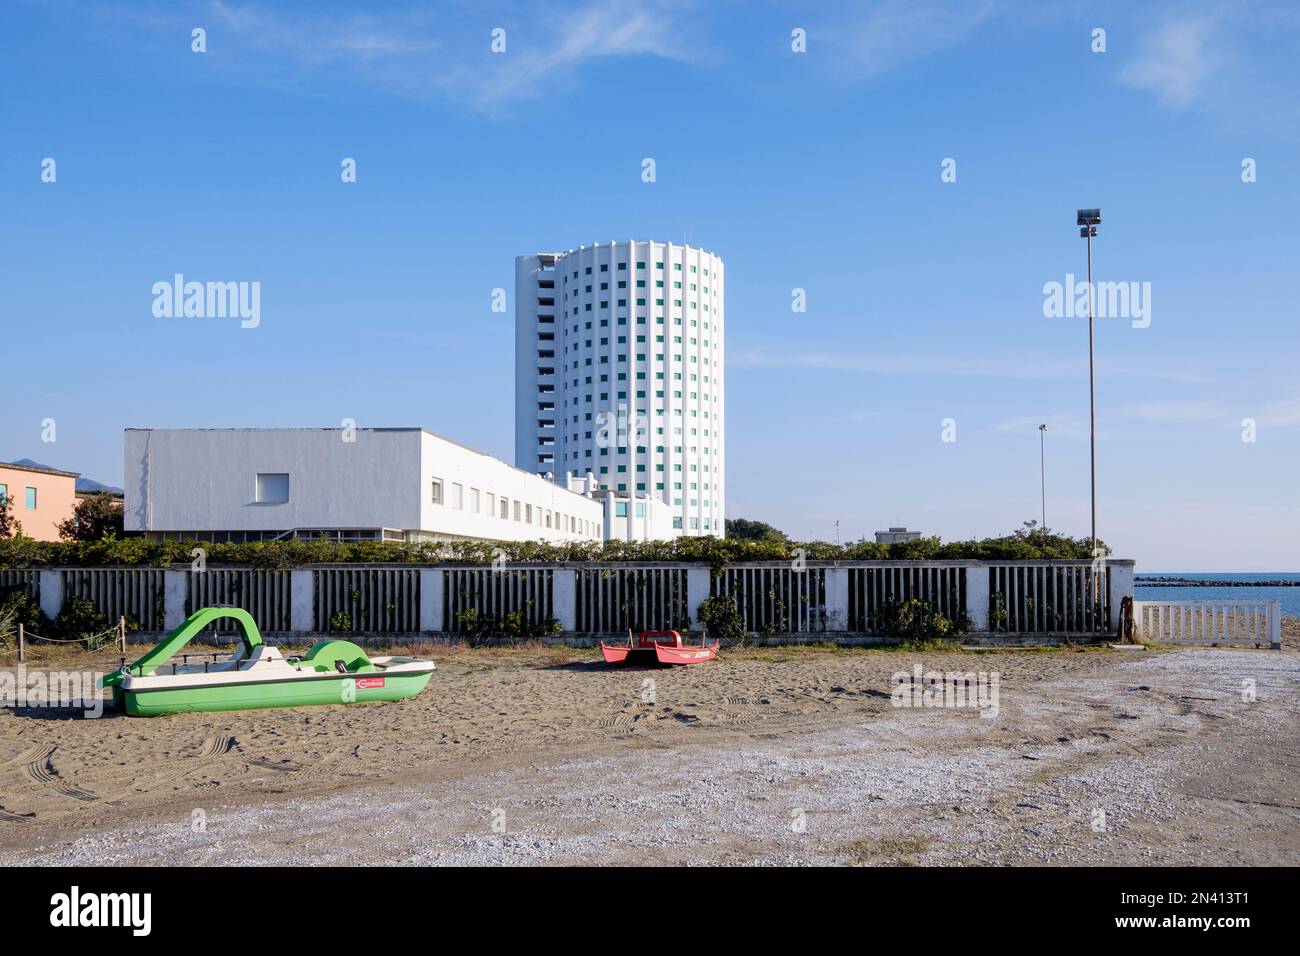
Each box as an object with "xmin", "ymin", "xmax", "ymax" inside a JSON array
[
  {"xmin": 725, "ymin": 518, "xmax": 789, "ymax": 543},
  {"xmin": 0, "ymin": 494, "xmax": 21, "ymax": 539},
  {"xmin": 57, "ymin": 492, "xmax": 125, "ymax": 542}
]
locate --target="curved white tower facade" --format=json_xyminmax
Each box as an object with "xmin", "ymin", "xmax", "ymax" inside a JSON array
[{"xmin": 515, "ymin": 240, "xmax": 725, "ymax": 537}]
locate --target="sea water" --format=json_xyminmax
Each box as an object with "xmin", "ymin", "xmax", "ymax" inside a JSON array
[{"xmin": 1136, "ymin": 572, "xmax": 1300, "ymax": 616}]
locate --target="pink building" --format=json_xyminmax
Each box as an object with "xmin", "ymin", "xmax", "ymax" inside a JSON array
[{"xmin": 0, "ymin": 461, "xmax": 79, "ymax": 541}]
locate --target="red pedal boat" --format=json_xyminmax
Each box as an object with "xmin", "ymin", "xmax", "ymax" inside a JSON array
[{"xmin": 601, "ymin": 630, "xmax": 719, "ymax": 666}]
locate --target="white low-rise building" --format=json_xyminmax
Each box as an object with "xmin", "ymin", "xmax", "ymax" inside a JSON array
[
  {"xmin": 124, "ymin": 428, "xmax": 604, "ymax": 543},
  {"xmin": 875, "ymin": 527, "xmax": 922, "ymax": 544}
]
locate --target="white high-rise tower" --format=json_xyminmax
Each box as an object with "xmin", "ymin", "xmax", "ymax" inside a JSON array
[{"xmin": 515, "ymin": 240, "xmax": 725, "ymax": 537}]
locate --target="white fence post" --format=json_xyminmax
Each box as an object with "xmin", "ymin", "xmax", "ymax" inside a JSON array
[
  {"xmin": 291, "ymin": 568, "xmax": 314, "ymax": 635},
  {"xmin": 686, "ymin": 566, "xmax": 711, "ymax": 631},
  {"xmin": 553, "ymin": 568, "xmax": 577, "ymax": 632},
  {"xmin": 964, "ymin": 564, "xmax": 989, "ymax": 632},
  {"xmin": 825, "ymin": 567, "xmax": 849, "ymax": 631},
  {"xmin": 419, "ymin": 568, "xmax": 445, "ymax": 633},
  {"xmin": 37, "ymin": 569, "xmax": 63, "ymax": 621},
  {"xmin": 1108, "ymin": 560, "xmax": 1134, "ymax": 632},
  {"xmin": 1270, "ymin": 600, "xmax": 1282, "ymax": 649},
  {"xmin": 162, "ymin": 568, "xmax": 187, "ymax": 631}
]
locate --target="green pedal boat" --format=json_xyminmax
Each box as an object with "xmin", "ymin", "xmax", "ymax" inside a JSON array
[{"xmin": 101, "ymin": 606, "xmax": 435, "ymax": 717}]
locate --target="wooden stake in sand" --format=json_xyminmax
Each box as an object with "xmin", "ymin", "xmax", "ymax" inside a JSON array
[
  {"xmin": 118, "ymin": 615, "xmax": 127, "ymax": 653},
  {"xmin": 16, "ymin": 622, "xmax": 24, "ymax": 663}
]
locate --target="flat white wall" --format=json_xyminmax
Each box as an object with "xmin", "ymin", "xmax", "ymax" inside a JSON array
[
  {"xmin": 124, "ymin": 428, "xmax": 602, "ymax": 542},
  {"xmin": 124, "ymin": 428, "xmax": 423, "ymax": 533}
]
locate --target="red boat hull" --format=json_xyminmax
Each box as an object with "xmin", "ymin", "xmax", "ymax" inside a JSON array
[
  {"xmin": 653, "ymin": 642, "xmax": 719, "ymax": 665},
  {"xmin": 600, "ymin": 644, "xmax": 660, "ymax": 665},
  {"xmin": 600, "ymin": 636, "xmax": 719, "ymax": 666}
]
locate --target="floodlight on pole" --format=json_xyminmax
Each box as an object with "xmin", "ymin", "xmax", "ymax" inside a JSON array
[{"xmin": 1075, "ymin": 207, "xmax": 1101, "ymax": 561}]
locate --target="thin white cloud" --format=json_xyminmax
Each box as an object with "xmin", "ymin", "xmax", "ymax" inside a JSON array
[
  {"xmin": 992, "ymin": 412, "xmax": 1086, "ymax": 441},
  {"xmin": 728, "ymin": 350, "xmax": 1208, "ymax": 383},
  {"xmin": 1120, "ymin": 397, "xmax": 1300, "ymax": 429},
  {"xmin": 730, "ymin": 350, "xmax": 1071, "ymax": 380},
  {"xmin": 203, "ymin": 0, "xmax": 706, "ymax": 114},
  {"xmin": 1254, "ymin": 399, "xmax": 1300, "ymax": 428},
  {"xmin": 452, "ymin": 3, "xmax": 702, "ymax": 111},
  {"xmin": 1119, "ymin": 15, "xmax": 1229, "ymax": 110},
  {"xmin": 830, "ymin": 0, "xmax": 1007, "ymax": 76},
  {"xmin": 208, "ymin": 1, "xmax": 441, "ymax": 65},
  {"xmin": 1120, "ymin": 400, "xmax": 1226, "ymax": 425}
]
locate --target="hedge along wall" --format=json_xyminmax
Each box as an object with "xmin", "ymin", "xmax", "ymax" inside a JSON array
[{"xmin": 0, "ymin": 528, "xmax": 1107, "ymax": 571}]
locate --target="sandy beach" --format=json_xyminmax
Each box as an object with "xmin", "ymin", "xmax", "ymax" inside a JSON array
[{"xmin": 2, "ymin": 623, "xmax": 1297, "ymax": 866}]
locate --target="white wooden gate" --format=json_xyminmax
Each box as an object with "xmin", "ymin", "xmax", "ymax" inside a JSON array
[{"xmin": 1132, "ymin": 599, "xmax": 1281, "ymax": 648}]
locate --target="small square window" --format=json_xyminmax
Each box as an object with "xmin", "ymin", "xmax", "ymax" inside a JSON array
[{"xmin": 255, "ymin": 473, "xmax": 289, "ymax": 504}]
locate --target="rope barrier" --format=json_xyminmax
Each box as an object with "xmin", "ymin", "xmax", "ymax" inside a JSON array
[
  {"xmin": 11, "ymin": 617, "xmax": 127, "ymax": 662},
  {"xmin": 14, "ymin": 632, "xmax": 98, "ymax": 644}
]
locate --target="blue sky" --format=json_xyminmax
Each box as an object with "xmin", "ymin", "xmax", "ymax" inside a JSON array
[{"xmin": 2, "ymin": 0, "xmax": 1297, "ymax": 571}]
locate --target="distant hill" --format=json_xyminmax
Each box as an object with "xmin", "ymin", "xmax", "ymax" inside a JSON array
[{"xmin": 6, "ymin": 458, "xmax": 124, "ymax": 495}]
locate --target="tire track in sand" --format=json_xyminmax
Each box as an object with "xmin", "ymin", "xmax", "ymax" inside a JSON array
[
  {"xmin": 24, "ymin": 745, "xmax": 99, "ymax": 802},
  {"xmin": 102, "ymin": 735, "xmax": 241, "ymax": 798}
]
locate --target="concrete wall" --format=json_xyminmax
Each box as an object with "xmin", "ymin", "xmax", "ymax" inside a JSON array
[
  {"xmin": 91, "ymin": 560, "xmax": 1139, "ymax": 645},
  {"xmin": 124, "ymin": 427, "xmax": 423, "ymax": 534}
]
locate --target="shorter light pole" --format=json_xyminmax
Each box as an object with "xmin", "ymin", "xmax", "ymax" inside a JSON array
[{"xmin": 1038, "ymin": 424, "xmax": 1047, "ymax": 531}]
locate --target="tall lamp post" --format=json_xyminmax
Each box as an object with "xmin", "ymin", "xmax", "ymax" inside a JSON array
[
  {"xmin": 1076, "ymin": 208, "xmax": 1101, "ymax": 559},
  {"xmin": 1038, "ymin": 423, "xmax": 1047, "ymax": 531}
]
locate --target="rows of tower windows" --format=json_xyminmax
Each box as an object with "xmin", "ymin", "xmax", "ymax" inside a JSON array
[
  {"xmin": 538, "ymin": 251, "xmax": 722, "ymax": 532},
  {"xmin": 565, "ymin": 259, "xmax": 714, "ymax": 276},
  {"xmin": 560, "ymin": 258, "xmax": 719, "ymax": 318}
]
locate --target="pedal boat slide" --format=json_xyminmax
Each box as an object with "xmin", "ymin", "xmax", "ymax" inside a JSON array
[
  {"xmin": 600, "ymin": 629, "xmax": 720, "ymax": 666},
  {"xmin": 100, "ymin": 606, "xmax": 435, "ymax": 717}
]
